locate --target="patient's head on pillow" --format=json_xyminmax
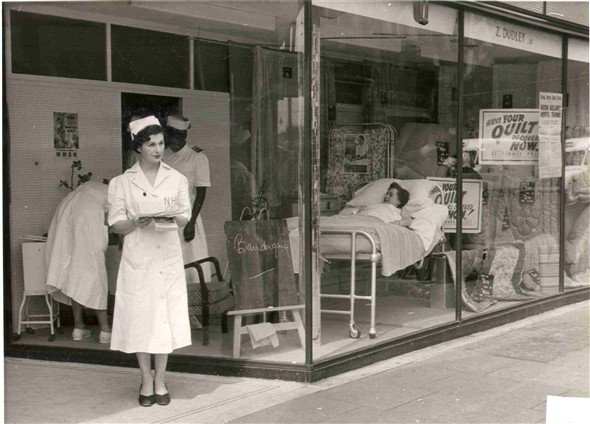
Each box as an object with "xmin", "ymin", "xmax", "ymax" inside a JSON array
[
  {"xmin": 347, "ymin": 178, "xmax": 440, "ymax": 213},
  {"xmin": 384, "ymin": 182, "xmax": 410, "ymax": 208}
]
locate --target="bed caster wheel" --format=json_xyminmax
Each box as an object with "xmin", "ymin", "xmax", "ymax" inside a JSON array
[
  {"xmin": 369, "ymin": 333, "xmax": 376, "ymax": 339},
  {"xmin": 48, "ymin": 334, "xmax": 55, "ymax": 342},
  {"xmin": 12, "ymin": 333, "xmax": 21, "ymax": 341},
  {"xmin": 349, "ymin": 324, "xmax": 361, "ymax": 339},
  {"xmin": 26, "ymin": 327, "xmax": 35, "ymax": 335}
]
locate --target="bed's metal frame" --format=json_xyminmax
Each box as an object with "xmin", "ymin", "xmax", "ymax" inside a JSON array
[
  {"xmin": 320, "ymin": 230, "xmax": 381, "ymax": 339},
  {"xmin": 320, "ymin": 124, "xmax": 447, "ymax": 339},
  {"xmin": 320, "ymin": 123, "xmax": 396, "ymax": 339}
]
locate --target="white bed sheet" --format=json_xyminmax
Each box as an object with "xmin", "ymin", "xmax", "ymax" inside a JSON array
[{"xmin": 287, "ymin": 214, "xmax": 443, "ymax": 277}]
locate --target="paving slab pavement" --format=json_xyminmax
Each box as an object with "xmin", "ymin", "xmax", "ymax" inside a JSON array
[
  {"xmin": 3, "ymin": 300, "xmax": 589, "ymax": 424},
  {"xmin": 231, "ymin": 300, "xmax": 590, "ymax": 424}
]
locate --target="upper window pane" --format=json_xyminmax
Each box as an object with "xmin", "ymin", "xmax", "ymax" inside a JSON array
[
  {"xmin": 194, "ymin": 40, "xmax": 229, "ymax": 92},
  {"xmin": 10, "ymin": 11, "xmax": 106, "ymax": 80},
  {"xmin": 111, "ymin": 25, "xmax": 189, "ymax": 89}
]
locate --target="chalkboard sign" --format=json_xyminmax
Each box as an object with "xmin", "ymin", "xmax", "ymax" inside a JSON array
[{"xmin": 225, "ymin": 219, "xmax": 299, "ymax": 311}]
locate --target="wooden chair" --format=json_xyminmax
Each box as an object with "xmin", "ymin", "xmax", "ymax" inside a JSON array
[{"xmin": 184, "ymin": 257, "xmax": 234, "ymax": 346}]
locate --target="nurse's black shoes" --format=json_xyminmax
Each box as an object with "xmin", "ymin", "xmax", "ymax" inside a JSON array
[
  {"xmin": 155, "ymin": 384, "xmax": 170, "ymax": 406},
  {"xmin": 138, "ymin": 385, "xmax": 156, "ymax": 407}
]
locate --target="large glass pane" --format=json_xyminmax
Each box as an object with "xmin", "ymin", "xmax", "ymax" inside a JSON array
[
  {"xmin": 111, "ymin": 25, "xmax": 190, "ymax": 88},
  {"xmin": 10, "ymin": 10, "xmax": 106, "ymax": 80},
  {"xmin": 462, "ymin": 12, "xmax": 563, "ymax": 313},
  {"xmin": 314, "ymin": 1, "xmax": 459, "ymax": 359},
  {"xmin": 564, "ymin": 38, "xmax": 590, "ymax": 289}
]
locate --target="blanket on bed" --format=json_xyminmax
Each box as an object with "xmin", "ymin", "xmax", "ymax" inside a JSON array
[{"xmin": 318, "ymin": 215, "xmax": 426, "ymax": 277}]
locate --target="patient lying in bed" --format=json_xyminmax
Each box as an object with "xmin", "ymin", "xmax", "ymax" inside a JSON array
[{"xmin": 354, "ymin": 182, "xmax": 412, "ymax": 227}]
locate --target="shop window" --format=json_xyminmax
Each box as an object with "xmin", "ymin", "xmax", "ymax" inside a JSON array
[
  {"xmin": 317, "ymin": 1, "xmax": 460, "ymax": 358},
  {"xmin": 111, "ymin": 25, "xmax": 189, "ymax": 89},
  {"xmin": 10, "ymin": 11, "xmax": 106, "ymax": 80},
  {"xmin": 462, "ymin": 12, "xmax": 565, "ymax": 304},
  {"xmin": 563, "ymin": 37, "xmax": 590, "ymax": 288},
  {"xmin": 194, "ymin": 40, "xmax": 230, "ymax": 93}
]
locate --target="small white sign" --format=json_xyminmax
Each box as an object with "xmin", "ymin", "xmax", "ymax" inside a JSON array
[
  {"xmin": 538, "ymin": 92, "xmax": 563, "ymax": 179},
  {"xmin": 428, "ymin": 177, "xmax": 483, "ymax": 233}
]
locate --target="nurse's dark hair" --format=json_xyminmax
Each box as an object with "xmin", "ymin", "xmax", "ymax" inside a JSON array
[{"xmin": 133, "ymin": 125, "xmax": 164, "ymax": 153}]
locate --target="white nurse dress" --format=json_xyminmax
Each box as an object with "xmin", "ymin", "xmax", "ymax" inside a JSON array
[{"xmin": 108, "ymin": 162, "xmax": 192, "ymax": 354}]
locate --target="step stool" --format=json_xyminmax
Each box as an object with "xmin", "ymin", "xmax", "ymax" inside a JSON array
[{"xmin": 16, "ymin": 242, "xmax": 61, "ymax": 342}]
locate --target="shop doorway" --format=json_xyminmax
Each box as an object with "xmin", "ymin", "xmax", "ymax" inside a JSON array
[{"xmin": 120, "ymin": 93, "xmax": 181, "ymax": 171}]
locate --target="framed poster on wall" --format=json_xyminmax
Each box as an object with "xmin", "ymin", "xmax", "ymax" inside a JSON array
[{"xmin": 428, "ymin": 177, "xmax": 483, "ymax": 233}]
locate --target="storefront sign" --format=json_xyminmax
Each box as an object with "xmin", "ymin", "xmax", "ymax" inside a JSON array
[
  {"xmin": 538, "ymin": 92, "xmax": 563, "ymax": 179},
  {"xmin": 465, "ymin": 13, "xmax": 561, "ymax": 58},
  {"xmin": 53, "ymin": 112, "xmax": 79, "ymax": 158},
  {"xmin": 428, "ymin": 177, "xmax": 483, "ymax": 233},
  {"xmin": 478, "ymin": 109, "xmax": 539, "ymax": 165}
]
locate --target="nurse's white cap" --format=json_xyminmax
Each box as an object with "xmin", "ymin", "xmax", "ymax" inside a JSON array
[
  {"xmin": 167, "ymin": 115, "xmax": 191, "ymax": 131},
  {"xmin": 129, "ymin": 116, "xmax": 161, "ymax": 139}
]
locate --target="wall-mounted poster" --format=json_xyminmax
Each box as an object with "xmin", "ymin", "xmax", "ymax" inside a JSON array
[
  {"xmin": 54, "ymin": 112, "xmax": 79, "ymax": 158},
  {"xmin": 478, "ymin": 109, "xmax": 539, "ymax": 165},
  {"xmin": 428, "ymin": 177, "xmax": 483, "ymax": 233},
  {"xmin": 343, "ymin": 133, "xmax": 369, "ymax": 174}
]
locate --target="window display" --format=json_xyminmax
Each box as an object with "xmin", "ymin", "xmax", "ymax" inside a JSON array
[{"xmin": 3, "ymin": 1, "xmax": 588, "ymax": 380}]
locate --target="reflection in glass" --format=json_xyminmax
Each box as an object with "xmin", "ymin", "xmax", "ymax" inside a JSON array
[{"xmin": 462, "ymin": 13, "xmax": 563, "ymax": 311}]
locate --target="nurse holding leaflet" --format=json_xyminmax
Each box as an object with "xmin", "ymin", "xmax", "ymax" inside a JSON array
[{"xmin": 108, "ymin": 115, "xmax": 191, "ymax": 407}]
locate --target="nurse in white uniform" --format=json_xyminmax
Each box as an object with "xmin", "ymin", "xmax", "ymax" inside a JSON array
[
  {"xmin": 108, "ymin": 116, "xmax": 191, "ymax": 407},
  {"xmin": 163, "ymin": 115, "xmax": 211, "ymax": 281}
]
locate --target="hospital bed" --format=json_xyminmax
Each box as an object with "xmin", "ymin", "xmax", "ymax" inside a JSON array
[{"xmin": 293, "ymin": 123, "xmax": 452, "ymax": 339}]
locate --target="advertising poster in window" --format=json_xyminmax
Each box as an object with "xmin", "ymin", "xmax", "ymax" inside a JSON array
[
  {"xmin": 343, "ymin": 133, "xmax": 369, "ymax": 174},
  {"xmin": 428, "ymin": 177, "xmax": 483, "ymax": 233},
  {"xmin": 53, "ymin": 112, "xmax": 79, "ymax": 158},
  {"xmin": 538, "ymin": 92, "xmax": 563, "ymax": 179},
  {"xmin": 478, "ymin": 109, "xmax": 539, "ymax": 165}
]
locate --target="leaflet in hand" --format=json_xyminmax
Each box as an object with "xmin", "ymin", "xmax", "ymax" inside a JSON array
[
  {"xmin": 153, "ymin": 217, "xmax": 179, "ymax": 232},
  {"xmin": 136, "ymin": 210, "xmax": 184, "ymax": 219}
]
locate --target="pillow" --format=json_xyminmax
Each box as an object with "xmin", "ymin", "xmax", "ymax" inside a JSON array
[
  {"xmin": 346, "ymin": 178, "xmax": 440, "ymax": 211},
  {"xmin": 408, "ymin": 204, "xmax": 449, "ymax": 250}
]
